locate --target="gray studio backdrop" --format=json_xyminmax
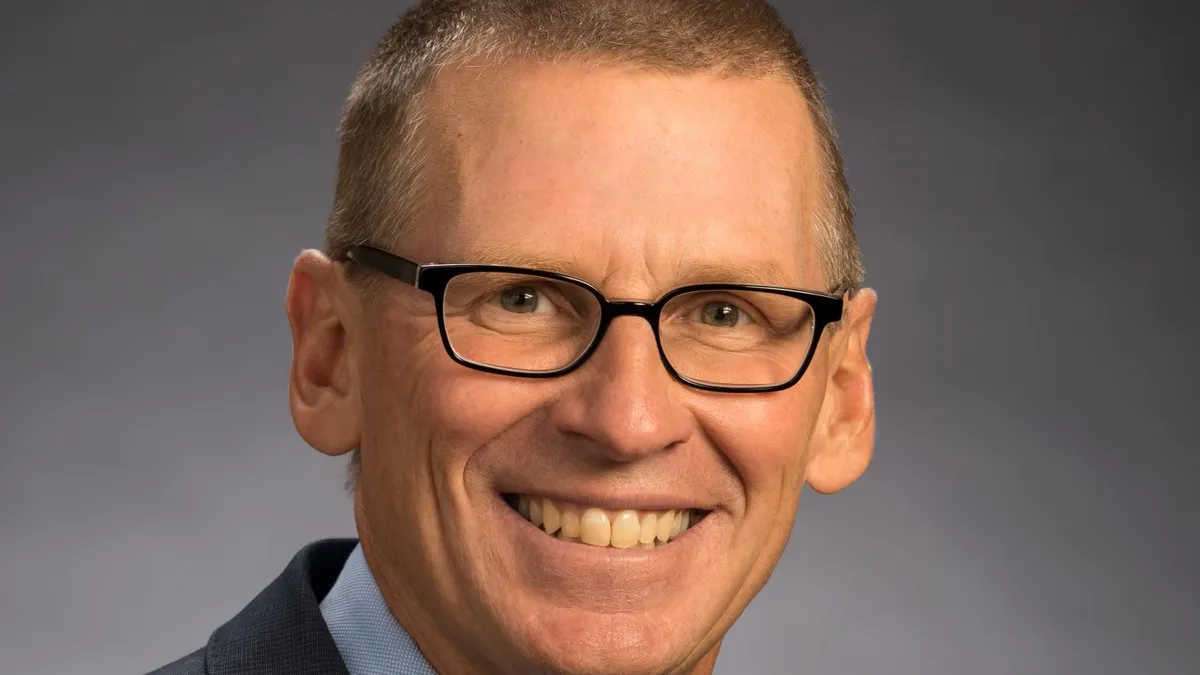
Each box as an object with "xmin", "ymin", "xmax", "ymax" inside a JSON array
[{"xmin": 1, "ymin": 1, "xmax": 1196, "ymax": 674}]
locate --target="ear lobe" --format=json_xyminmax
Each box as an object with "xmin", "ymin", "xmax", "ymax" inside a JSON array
[
  {"xmin": 805, "ymin": 289, "xmax": 877, "ymax": 495},
  {"xmin": 805, "ymin": 413, "xmax": 874, "ymax": 495},
  {"xmin": 286, "ymin": 250, "xmax": 361, "ymax": 457}
]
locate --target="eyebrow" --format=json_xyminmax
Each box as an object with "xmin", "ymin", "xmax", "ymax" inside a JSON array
[
  {"xmin": 447, "ymin": 244, "xmax": 582, "ymax": 276},
  {"xmin": 449, "ymin": 244, "xmax": 797, "ymax": 288},
  {"xmin": 669, "ymin": 259, "xmax": 794, "ymax": 287}
]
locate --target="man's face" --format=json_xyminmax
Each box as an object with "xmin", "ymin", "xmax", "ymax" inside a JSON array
[{"xmin": 290, "ymin": 61, "xmax": 875, "ymax": 675}]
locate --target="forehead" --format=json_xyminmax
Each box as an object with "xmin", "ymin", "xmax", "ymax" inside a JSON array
[{"xmin": 414, "ymin": 60, "xmax": 824, "ymax": 289}]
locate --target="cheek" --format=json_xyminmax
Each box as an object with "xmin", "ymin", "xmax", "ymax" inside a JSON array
[
  {"xmin": 699, "ymin": 385, "xmax": 823, "ymax": 509},
  {"xmin": 357, "ymin": 318, "xmax": 446, "ymax": 474},
  {"xmin": 424, "ymin": 370, "xmax": 546, "ymax": 446},
  {"xmin": 360, "ymin": 314, "xmax": 554, "ymax": 483},
  {"xmin": 416, "ymin": 356, "xmax": 558, "ymax": 475}
]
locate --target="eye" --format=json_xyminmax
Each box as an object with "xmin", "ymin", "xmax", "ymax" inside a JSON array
[
  {"xmin": 498, "ymin": 285, "xmax": 551, "ymax": 314},
  {"xmin": 699, "ymin": 301, "xmax": 746, "ymax": 327}
]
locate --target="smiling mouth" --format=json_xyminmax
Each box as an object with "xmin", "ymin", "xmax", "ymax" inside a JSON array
[{"xmin": 503, "ymin": 494, "xmax": 709, "ymax": 549}]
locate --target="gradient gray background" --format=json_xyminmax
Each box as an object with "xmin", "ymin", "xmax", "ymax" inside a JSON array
[{"xmin": 1, "ymin": 1, "xmax": 1196, "ymax": 673}]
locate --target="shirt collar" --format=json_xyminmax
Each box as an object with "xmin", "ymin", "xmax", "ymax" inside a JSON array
[{"xmin": 319, "ymin": 543, "xmax": 438, "ymax": 675}]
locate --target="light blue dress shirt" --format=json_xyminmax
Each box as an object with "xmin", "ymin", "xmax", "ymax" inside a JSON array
[{"xmin": 319, "ymin": 544, "xmax": 439, "ymax": 675}]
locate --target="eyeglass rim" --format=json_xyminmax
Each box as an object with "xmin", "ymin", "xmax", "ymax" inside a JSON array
[{"xmin": 343, "ymin": 244, "xmax": 845, "ymax": 393}]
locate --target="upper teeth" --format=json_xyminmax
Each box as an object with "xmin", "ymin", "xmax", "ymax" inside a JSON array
[{"xmin": 516, "ymin": 495, "xmax": 698, "ymax": 549}]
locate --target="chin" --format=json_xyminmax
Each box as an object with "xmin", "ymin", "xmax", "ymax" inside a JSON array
[{"xmin": 502, "ymin": 607, "xmax": 702, "ymax": 675}]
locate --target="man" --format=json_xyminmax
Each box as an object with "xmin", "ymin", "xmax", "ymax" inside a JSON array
[{"xmin": 149, "ymin": 0, "xmax": 876, "ymax": 673}]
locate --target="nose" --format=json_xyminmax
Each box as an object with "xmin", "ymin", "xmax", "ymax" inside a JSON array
[{"xmin": 549, "ymin": 315, "xmax": 693, "ymax": 463}]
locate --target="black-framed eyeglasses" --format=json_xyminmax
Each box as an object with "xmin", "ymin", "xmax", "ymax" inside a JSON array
[{"xmin": 343, "ymin": 245, "xmax": 843, "ymax": 393}]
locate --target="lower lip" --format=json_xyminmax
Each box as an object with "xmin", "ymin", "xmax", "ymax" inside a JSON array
[{"xmin": 491, "ymin": 492, "xmax": 715, "ymax": 569}]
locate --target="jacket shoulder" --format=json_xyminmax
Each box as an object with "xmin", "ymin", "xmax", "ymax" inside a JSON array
[
  {"xmin": 143, "ymin": 647, "xmax": 206, "ymax": 675},
  {"xmin": 137, "ymin": 539, "xmax": 356, "ymax": 675}
]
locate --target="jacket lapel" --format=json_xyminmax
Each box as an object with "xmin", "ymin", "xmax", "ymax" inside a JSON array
[{"xmin": 205, "ymin": 539, "xmax": 358, "ymax": 675}]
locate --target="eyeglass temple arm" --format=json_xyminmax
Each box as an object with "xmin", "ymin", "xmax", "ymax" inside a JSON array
[{"xmin": 345, "ymin": 245, "xmax": 420, "ymax": 287}]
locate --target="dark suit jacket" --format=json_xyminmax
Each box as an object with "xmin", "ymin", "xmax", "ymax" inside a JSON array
[{"xmin": 146, "ymin": 539, "xmax": 359, "ymax": 675}]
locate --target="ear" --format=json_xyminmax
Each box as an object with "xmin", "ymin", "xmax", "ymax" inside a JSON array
[
  {"xmin": 285, "ymin": 249, "xmax": 361, "ymax": 456},
  {"xmin": 805, "ymin": 288, "xmax": 877, "ymax": 495}
]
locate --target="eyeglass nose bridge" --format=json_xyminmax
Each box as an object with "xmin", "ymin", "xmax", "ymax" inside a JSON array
[
  {"xmin": 576, "ymin": 298, "xmax": 673, "ymax": 374},
  {"xmin": 603, "ymin": 298, "xmax": 659, "ymax": 318},
  {"xmin": 590, "ymin": 298, "xmax": 663, "ymax": 341}
]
